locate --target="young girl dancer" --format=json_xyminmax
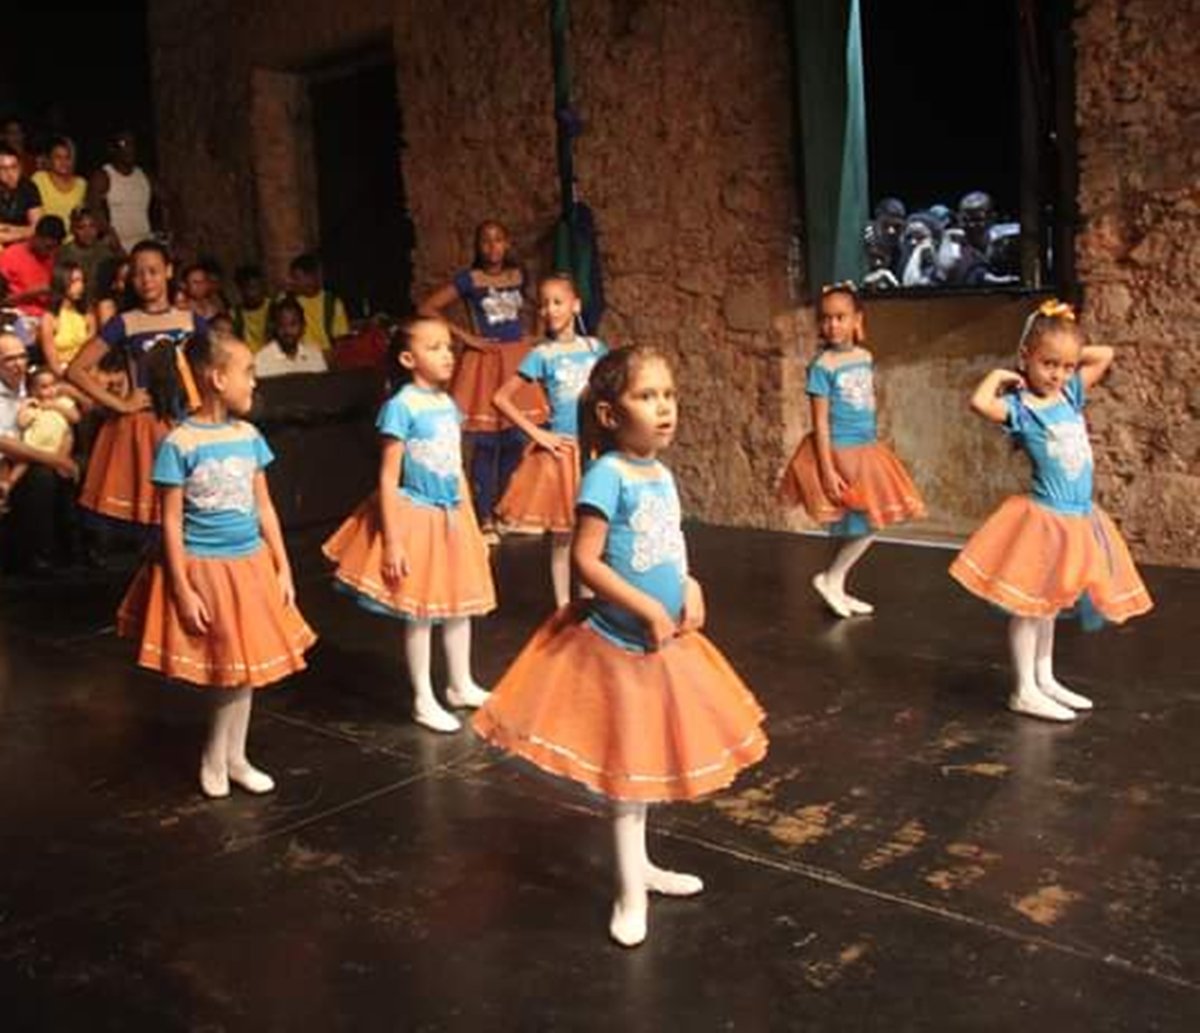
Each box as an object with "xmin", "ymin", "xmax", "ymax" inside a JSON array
[
  {"xmin": 68, "ymin": 241, "xmax": 204, "ymax": 528},
  {"xmin": 323, "ymin": 317, "xmax": 496, "ymax": 734},
  {"xmin": 116, "ymin": 332, "xmax": 316, "ymax": 796},
  {"xmin": 950, "ymin": 300, "xmax": 1152, "ymax": 720},
  {"xmin": 778, "ymin": 282, "xmax": 925, "ymax": 617},
  {"xmin": 474, "ymin": 345, "xmax": 767, "ymax": 948},
  {"xmin": 493, "ymin": 273, "xmax": 607, "ymax": 606},
  {"xmin": 418, "ymin": 220, "xmax": 547, "ymax": 533}
]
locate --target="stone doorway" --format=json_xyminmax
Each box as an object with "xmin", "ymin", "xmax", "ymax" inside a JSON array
[{"xmin": 309, "ymin": 52, "xmax": 414, "ymax": 319}]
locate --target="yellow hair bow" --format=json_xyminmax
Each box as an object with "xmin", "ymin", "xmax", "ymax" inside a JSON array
[{"xmin": 1037, "ymin": 299, "xmax": 1075, "ymax": 321}]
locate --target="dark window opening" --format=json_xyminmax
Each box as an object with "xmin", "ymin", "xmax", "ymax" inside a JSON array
[
  {"xmin": 308, "ymin": 52, "xmax": 414, "ymax": 319},
  {"xmin": 791, "ymin": 0, "xmax": 1076, "ymax": 298}
]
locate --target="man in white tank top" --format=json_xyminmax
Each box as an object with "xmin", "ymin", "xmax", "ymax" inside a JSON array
[{"xmin": 86, "ymin": 131, "xmax": 164, "ymax": 252}]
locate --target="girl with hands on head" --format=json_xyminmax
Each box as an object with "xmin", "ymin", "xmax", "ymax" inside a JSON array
[{"xmin": 950, "ymin": 300, "xmax": 1151, "ymax": 721}]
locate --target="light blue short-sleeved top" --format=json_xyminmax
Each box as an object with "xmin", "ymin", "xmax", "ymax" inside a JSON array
[
  {"xmin": 378, "ymin": 384, "xmax": 464, "ymax": 508},
  {"xmin": 517, "ymin": 337, "xmax": 608, "ymax": 437},
  {"xmin": 1004, "ymin": 372, "xmax": 1094, "ymax": 515},
  {"xmin": 577, "ymin": 453, "xmax": 688, "ymax": 653},
  {"xmin": 152, "ymin": 418, "xmax": 273, "ymax": 557},
  {"xmin": 806, "ymin": 346, "xmax": 877, "ymax": 447}
]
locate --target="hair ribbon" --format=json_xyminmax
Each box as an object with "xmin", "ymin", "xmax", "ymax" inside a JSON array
[
  {"xmin": 1037, "ymin": 299, "xmax": 1075, "ymax": 321},
  {"xmin": 174, "ymin": 343, "xmax": 202, "ymax": 413}
]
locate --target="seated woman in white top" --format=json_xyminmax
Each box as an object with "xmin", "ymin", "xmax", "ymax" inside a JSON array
[{"xmin": 255, "ymin": 295, "xmax": 329, "ymax": 379}]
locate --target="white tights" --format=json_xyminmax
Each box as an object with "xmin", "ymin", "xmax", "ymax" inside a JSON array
[
  {"xmin": 1007, "ymin": 616, "xmax": 1093, "ymax": 719},
  {"xmin": 200, "ymin": 688, "xmax": 273, "ymax": 797},
  {"xmin": 404, "ymin": 617, "xmax": 489, "ymax": 732},
  {"xmin": 609, "ymin": 801, "xmax": 704, "ymax": 947}
]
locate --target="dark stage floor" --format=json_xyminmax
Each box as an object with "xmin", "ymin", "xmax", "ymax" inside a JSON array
[{"xmin": 1, "ymin": 526, "xmax": 1197, "ymax": 1031}]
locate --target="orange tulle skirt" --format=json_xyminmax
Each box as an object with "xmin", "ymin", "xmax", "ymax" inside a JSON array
[
  {"xmin": 116, "ymin": 545, "xmax": 317, "ymax": 689},
  {"xmin": 79, "ymin": 410, "xmax": 172, "ymax": 525},
  {"xmin": 473, "ymin": 606, "xmax": 768, "ymax": 802},
  {"xmin": 778, "ymin": 434, "xmax": 926, "ymax": 531},
  {"xmin": 322, "ymin": 490, "xmax": 497, "ymax": 620},
  {"xmin": 451, "ymin": 341, "xmax": 548, "ymax": 433},
  {"xmin": 494, "ymin": 439, "xmax": 581, "ymax": 533},
  {"xmin": 949, "ymin": 495, "xmax": 1153, "ymax": 622}
]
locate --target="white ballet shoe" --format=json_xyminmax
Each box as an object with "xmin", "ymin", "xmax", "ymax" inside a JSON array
[
  {"xmin": 229, "ymin": 763, "xmax": 276, "ymax": 794},
  {"xmin": 843, "ymin": 593, "xmax": 875, "ymax": 616},
  {"xmin": 446, "ymin": 683, "xmax": 492, "ymax": 709},
  {"xmin": 1008, "ymin": 687, "xmax": 1076, "ymax": 722},
  {"xmin": 1038, "ymin": 679, "xmax": 1094, "ymax": 711},
  {"xmin": 413, "ymin": 700, "xmax": 462, "ymax": 734},
  {"xmin": 645, "ymin": 865, "xmax": 704, "ymax": 897},
  {"xmin": 812, "ymin": 573, "xmax": 852, "ymax": 618},
  {"xmin": 199, "ymin": 764, "xmax": 230, "ymax": 799},
  {"xmin": 609, "ymin": 896, "xmax": 648, "ymax": 947}
]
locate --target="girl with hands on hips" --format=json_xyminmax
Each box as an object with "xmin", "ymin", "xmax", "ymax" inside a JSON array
[{"xmin": 492, "ymin": 273, "xmax": 608, "ymax": 607}]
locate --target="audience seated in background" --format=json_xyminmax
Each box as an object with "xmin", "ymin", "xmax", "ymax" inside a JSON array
[
  {"xmin": 38, "ymin": 258, "xmax": 95, "ymax": 378},
  {"xmin": 0, "ymin": 215, "xmax": 65, "ymax": 349},
  {"xmin": 256, "ymin": 294, "xmax": 329, "ymax": 378},
  {"xmin": 0, "ymin": 142, "xmax": 44, "ymax": 248},
  {"xmin": 60, "ymin": 207, "xmax": 120, "ymax": 308},
  {"xmin": 93, "ymin": 256, "xmax": 130, "ymax": 328},
  {"xmin": 232, "ymin": 264, "xmax": 270, "ymax": 351},
  {"xmin": 180, "ymin": 261, "xmax": 226, "ymax": 321},
  {"xmin": 31, "ymin": 138, "xmax": 86, "ymax": 234},
  {"xmin": 0, "ymin": 366, "xmax": 80, "ymax": 504},
  {"xmin": 862, "ymin": 190, "xmax": 1022, "ymax": 291},
  {"xmin": 0, "ymin": 332, "xmax": 77, "ymax": 574},
  {"xmin": 286, "ymin": 252, "xmax": 349, "ymax": 352}
]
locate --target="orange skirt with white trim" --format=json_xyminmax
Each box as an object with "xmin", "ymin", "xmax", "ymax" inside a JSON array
[
  {"xmin": 322, "ymin": 490, "xmax": 497, "ymax": 620},
  {"xmin": 79, "ymin": 410, "xmax": 172, "ymax": 525},
  {"xmin": 494, "ymin": 439, "xmax": 580, "ymax": 533},
  {"xmin": 949, "ymin": 495, "xmax": 1153, "ymax": 623},
  {"xmin": 451, "ymin": 342, "xmax": 548, "ymax": 433},
  {"xmin": 116, "ymin": 545, "xmax": 316, "ymax": 689},
  {"xmin": 473, "ymin": 605, "xmax": 768, "ymax": 803},
  {"xmin": 778, "ymin": 433, "xmax": 926, "ymax": 530}
]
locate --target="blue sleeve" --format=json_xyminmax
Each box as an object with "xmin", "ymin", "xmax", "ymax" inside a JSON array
[
  {"xmin": 192, "ymin": 313, "xmax": 209, "ymax": 336},
  {"xmin": 151, "ymin": 438, "xmax": 186, "ymax": 486},
  {"xmin": 99, "ymin": 315, "xmax": 126, "ymax": 348},
  {"xmin": 252, "ymin": 430, "xmax": 275, "ymax": 469},
  {"xmin": 806, "ymin": 360, "xmax": 834, "ymax": 397},
  {"xmin": 576, "ymin": 457, "xmax": 622, "ymax": 521},
  {"xmin": 452, "ymin": 269, "xmax": 473, "ymax": 300},
  {"xmin": 376, "ymin": 394, "xmax": 412, "ymax": 440},
  {"xmin": 517, "ymin": 346, "xmax": 545, "ymax": 382},
  {"xmin": 1064, "ymin": 371, "xmax": 1086, "ymax": 412},
  {"xmin": 1001, "ymin": 393, "xmax": 1026, "ymax": 438}
]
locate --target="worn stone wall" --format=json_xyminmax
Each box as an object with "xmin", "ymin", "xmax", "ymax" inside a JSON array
[
  {"xmin": 566, "ymin": 1, "xmax": 795, "ymax": 523},
  {"xmin": 146, "ymin": 0, "xmax": 796, "ymax": 526},
  {"xmin": 1075, "ymin": 0, "xmax": 1200, "ymax": 566},
  {"xmin": 144, "ymin": 0, "xmax": 1198, "ymax": 563}
]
